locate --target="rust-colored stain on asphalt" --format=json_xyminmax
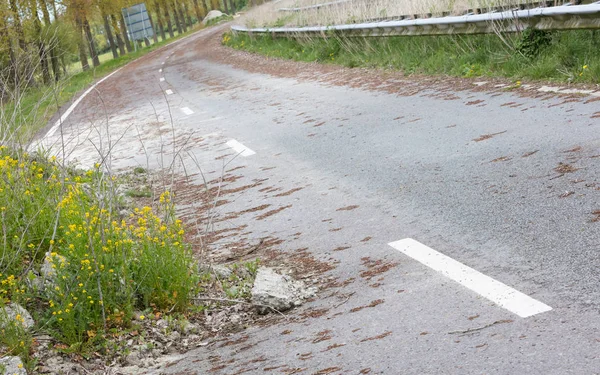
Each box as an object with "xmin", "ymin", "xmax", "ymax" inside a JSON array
[{"xmin": 473, "ymin": 130, "xmax": 506, "ymax": 142}]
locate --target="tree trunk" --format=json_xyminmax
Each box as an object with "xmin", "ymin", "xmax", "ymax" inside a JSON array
[
  {"xmin": 103, "ymin": 13, "xmax": 119, "ymax": 59},
  {"xmin": 172, "ymin": 1, "xmax": 183, "ymax": 34},
  {"xmin": 229, "ymin": 0, "xmax": 235, "ymax": 14},
  {"xmin": 119, "ymin": 12, "xmax": 133, "ymax": 53},
  {"xmin": 211, "ymin": 0, "xmax": 219, "ymax": 11},
  {"xmin": 192, "ymin": 0, "xmax": 204, "ymax": 23},
  {"xmin": 184, "ymin": 2, "xmax": 193, "ymax": 28},
  {"xmin": 154, "ymin": 0, "xmax": 167, "ymax": 41},
  {"xmin": 202, "ymin": 0, "xmax": 209, "ymax": 16},
  {"xmin": 75, "ymin": 15, "xmax": 90, "ymax": 71},
  {"xmin": 30, "ymin": 0, "xmax": 51, "ymax": 84},
  {"xmin": 111, "ymin": 15, "xmax": 126, "ymax": 55},
  {"xmin": 223, "ymin": 0, "xmax": 229, "ymax": 15},
  {"xmin": 163, "ymin": 1, "xmax": 175, "ymax": 38},
  {"xmin": 147, "ymin": 10, "xmax": 159, "ymax": 44},
  {"xmin": 83, "ymin": 16, "xmax": 100, "ymax": 67},
  {"xmin": 9, "ymin": 0, "xmax": 26, "ymax": 50},
  {"xmin": 49, "ymin": 0, "xmax": 58, "ymax": 19},
  {"xmin": 178, "ymin": 3, "xmax": 188, "ymax": 32},
  {"xmin": 40, "ymin": 0, "xmax": 61, "ymax": 81}
]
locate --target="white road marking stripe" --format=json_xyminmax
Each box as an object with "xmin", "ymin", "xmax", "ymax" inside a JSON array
[
  {"xmin": 388, "ymin": 238, "xmax": 552, "ymax": 318},
  {"xmin": 160, "ymin": 77, "xmax": 165, "ymax": 82},
  {"xmin": 180, "ymin": 107, "xmax": 194, "ymax": 115},
  {"xmin": 45, "ymin": 68, "xmax": 123, "ymax": 138},
  {"xmin": 159, "ymin": 69, "xmax": 163, "ymax": 73},
  {"xmin": 226, "ymin": 139, "xmax": 256, "ymax": 157},
  {"xmin": 165, "ymin": 89, "xmax": 173, "ymax": 95}
]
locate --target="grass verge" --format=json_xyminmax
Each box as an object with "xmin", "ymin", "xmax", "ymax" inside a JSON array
[
  {"xmin": 223, "ymin": 29, "xmax": 600, "ymax": 84},
  {"xmin": 0, "ymin": 147, "xmax": 199, "ymax": 369}
]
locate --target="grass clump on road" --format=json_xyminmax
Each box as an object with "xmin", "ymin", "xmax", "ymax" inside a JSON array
[
  {"xmin": 0, "ymin": 147, "xmax": 198, "ymax": 367},
  {"xmin": 223, "ymin": 29, "xmax": 600, "ymax": 83}
]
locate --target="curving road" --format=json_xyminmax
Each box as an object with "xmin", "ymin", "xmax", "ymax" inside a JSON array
[{"xmin": 38, "ymin": 25, "xmax": 600, "ymax": 374}]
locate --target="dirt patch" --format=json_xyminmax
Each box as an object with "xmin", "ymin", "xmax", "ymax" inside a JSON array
[
  {"xmin": 336, "ymin": 205, "xmax": 359, "ymax": 211},
  {"xmin": 554, "ymin": 162, "xmax": 579, "ymax": 174},
  {"xmin": 522, "ymin": 150, "xmax": 538, "ymax": 158},
  {"xmin": 359, "ymin": 257, "xmax": 398, "ymax": 281},
  {"xmin": 255, "ymin": 205, "xmax": 292, "ymax": 220},
  {"xmin": 312, "ymin": 330, "xmax": 333, "ymax": 344},
  {"xmin": 473, "ymin": 131, "xmax": 506, "ymax": 142},
  {"xmin": 274, "ymin": 187, "xmax": 304, "ymax": 197},
  {"xmin": 360, "ymin": 331, "xmax": 392, "ymax": 342},
  {"xmin": 491, "ymin": 156, "xmax": 511, "ymax": 163},
  {"xmin": 349, "ymin": 299, "xmax": 385, "ymax": 313}
]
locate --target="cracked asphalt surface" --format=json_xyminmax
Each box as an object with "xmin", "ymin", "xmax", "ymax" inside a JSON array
[{"xmin": 36, "ymin": 24, "xmax": 600, "ymax": 374}]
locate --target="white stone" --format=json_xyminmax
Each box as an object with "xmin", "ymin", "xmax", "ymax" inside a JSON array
[
  {"xmin": 251, "ymin": 268, "xmax": 317, "ymax": 314},
  {"xmin": 203, "ymin": 10, "xmax": 226, "ymax": 25},
  {"xmin": 0, "ymin": 356, "xmax": 26, "ymax": 375},
  {"xmin": 1, "ymin": 303, "xmax": 34, "ymax": 329}
]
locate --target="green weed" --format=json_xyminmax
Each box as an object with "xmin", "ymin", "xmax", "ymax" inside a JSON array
[{"xmin": 224, "ymin": 29, "xmax": 600, "ymax": 83}]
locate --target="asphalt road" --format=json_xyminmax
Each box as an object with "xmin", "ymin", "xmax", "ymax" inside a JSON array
[{"xmin": 36, "ymin": 25, "xmax": 600, "ymax": 374}]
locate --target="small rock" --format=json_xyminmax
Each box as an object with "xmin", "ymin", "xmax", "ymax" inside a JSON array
[
  {"xmin": 251, "ymin": 267, "xmax": 316, "ymax": 314},
  {"xmin": 125, "ymin": 351, "xmax": 141, "ymax": 367},
  {"xmin": 141, "ymin": 358, "xmax": 155, "ymax": 367},
  {"xmin": 155, "ymin": 319, "xmax": 168, "ymax": 330},
  {"xmin": 229, "ymin": 314, "xmax": 242, "ymax": 325},
  {"xmin": 202, "ymin": 10, "xmax": 225, "ymax": 25},
  {"xmin": 168, "ymin": 331, "xmax": 181, "ymax": 341},
  {"xmin": 151, "ymin": 349, "xmax": 162, "ymax": 358},
  {"xmin": 1, "ymin": 303, "xmax": 35, "ymax": 329},
  {"xmin": 0, "ymin": 356, "xmax": 26, "ymax": 375},
  {"xmin": 183, "ymin": 322, "xmax": 199, "ymax": 335}
]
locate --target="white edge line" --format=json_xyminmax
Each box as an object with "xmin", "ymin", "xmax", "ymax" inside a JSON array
[
  {"xmin": 46, "ymin": 68, "xmax": 123, "ymax": 139},
  {"xmin": 226, "ymin": 139, "xmax": 256, "ymax": 157},
  {"xmin": 388, "ymin": 238, "xmax": 552, "ymax": 318}
]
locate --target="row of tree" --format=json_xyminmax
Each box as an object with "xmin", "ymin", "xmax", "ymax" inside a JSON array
[{"xmin": 0, "ymin": 0, "xmax": 243, "ymax": 94}]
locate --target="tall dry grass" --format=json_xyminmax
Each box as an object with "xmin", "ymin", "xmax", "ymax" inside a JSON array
[{"xmin": 238, "ymin": 0, "xmax": 574, "ymax": 28}]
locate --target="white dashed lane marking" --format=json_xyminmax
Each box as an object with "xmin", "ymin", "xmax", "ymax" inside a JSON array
[
  {"xmin": 160, "ymin": 77, "xmax": 165, "ymax": 82},
  {"xmin": 388, "ymin": 238, "xmax": 552, "ymax": 318},
  {"xmin": 226, "ymin": 139, "xmax": 256, "ymax": 157},
  {"xmin": 159, "ymin": 69, "xmax": 162, "ymax": 73},
  {"xmin": 165, "ymin": 89, "xmax": 173, "ymax": 95},
  {"xmin": 180, "ymin": 107, "xmax": 194, "ymax": 115}
]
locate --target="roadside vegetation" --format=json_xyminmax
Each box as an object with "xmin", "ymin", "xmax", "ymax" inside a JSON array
[
  {"xmin": 1, "ymin": 0, "xmax": 249, "ymax": 144},
  {"xmin": 224, "ymin": 26, "xmax": 600, "ymax": 84},
  {"xmin": 236, "ymin": 0, "xmax": 584, "ymax": 29},
  {"xmin": 0, "ymin": 1, "xmax": 265, "ymax": 372}
]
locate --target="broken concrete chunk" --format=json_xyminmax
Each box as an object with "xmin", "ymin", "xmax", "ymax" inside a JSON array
[
  {"xmin": 0, "ymin": 355, "xmax": 26, "ymax": 375},
  {"xmin": 251, "ymin": 268, "xmax": 317, "ymax": 314},
  {"xmin": 203, "ymin": 10, "xmax": 226, "ymax": 25},
  {"xmin": 1, "ymin": 303, "xmax": 35, "ymax": 330}
]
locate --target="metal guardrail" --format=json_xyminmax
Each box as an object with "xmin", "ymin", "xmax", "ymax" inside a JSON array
[{"xmin": 232, "ymin": 2, "xmax": 600, "ymax": 37}]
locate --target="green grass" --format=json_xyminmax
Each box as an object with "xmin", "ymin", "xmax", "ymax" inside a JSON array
[
  {"xmin": 223, "ymin": 29, "xmax": 600, "ymax": 84},
  {"xmin": 5, "ymin": 26, "xmax": 204, "ymax": 144},
  {"xmin": 0, "ymin": 148, "xmax": 199, "ymax": 364}
]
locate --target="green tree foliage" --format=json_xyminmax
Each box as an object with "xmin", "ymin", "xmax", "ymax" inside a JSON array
[{"xmin": 0, "ymin": 0, "xmax": 208, "ymax": 94}]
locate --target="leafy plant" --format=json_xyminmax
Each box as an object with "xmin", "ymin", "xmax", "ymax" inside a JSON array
[{"xmin": 516, "ymin": 28, "xmax": 553, "ymax": 59}]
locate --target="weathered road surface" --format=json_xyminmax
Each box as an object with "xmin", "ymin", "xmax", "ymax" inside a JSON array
[{"xmin": 37, "ymin": 25, "xmax": 600, "ymax": 374}]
